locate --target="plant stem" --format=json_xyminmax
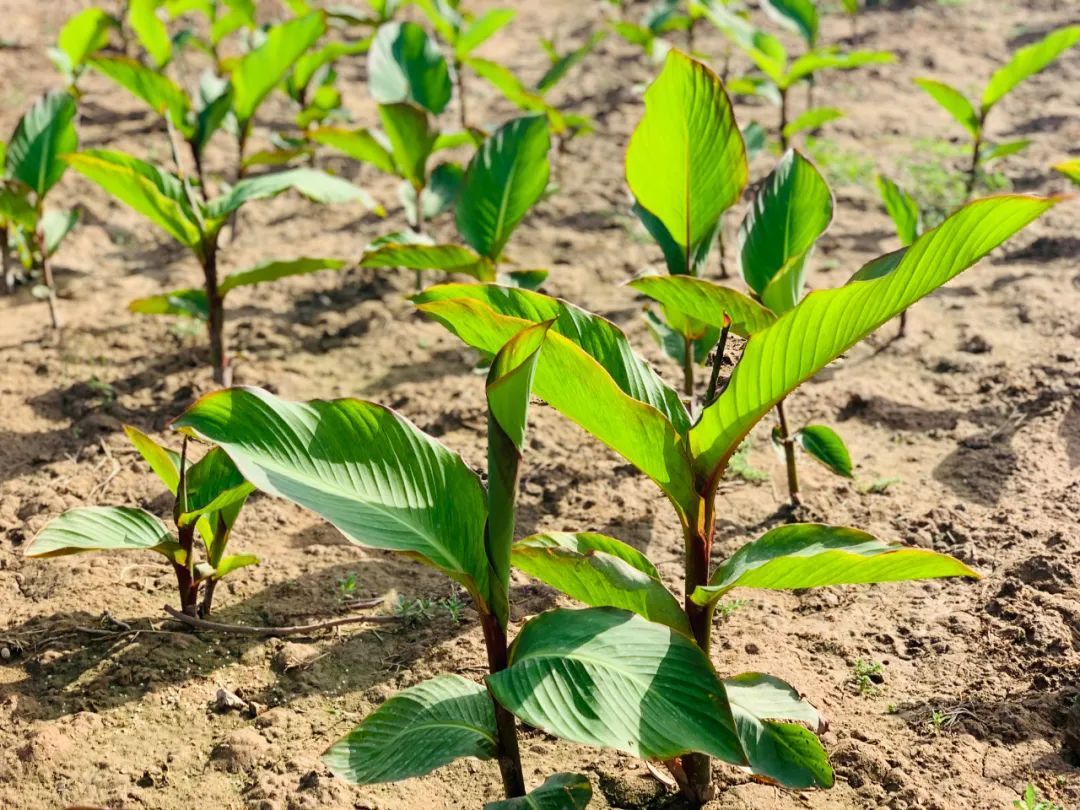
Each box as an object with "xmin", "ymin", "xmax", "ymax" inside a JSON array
[
  {"xmin": 455, "ymin": 59, "xmax": 468, "ymax": 131},
  {"xmin": 202, "ymin": 240, "xmax": 228, "ymax": 386},
  {"xmin": 779, "ymin": 87, "xmax": 789, "ymax": 151},
  {"xmin": 410, "ymin": 183, "xmax": 426, "ymax": 291},
  {"xmin": 35, "ymin": 226, "xmax": 61, "ymax": 331},
  {"xmin": 704, "ymin": 320, "xmax": 731, "ymax": 405},
  {"xmin": 682, "ymin": 336, "xmax": 695, "ymax": 397},
  {"xmin": 479, "ymin": 612, "xmax": 527, "ymax": 799},
  {"xmin": 686, "ymin": 16, "xmax": 697, "ymax": 53},
  {"xmin": 965, "ymin": 123, "xmax": 983, "ymax": 201},
  {"xmin": 230, "ymin": 127, "xmax": 249, "ymax": 243},
  {"xmin": 897, "ymin": 309, "xmax": 907, "ymax": 339},
  {"xmin": 1, "ymin": 225, "xmax": 11, "ymax": 293},
  {"xmin": 775, "ymin": 398, "xmax": 800, "ymax": 506}
]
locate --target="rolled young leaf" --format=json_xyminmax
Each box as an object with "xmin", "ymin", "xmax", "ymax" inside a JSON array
[
  {"xmin": 981, "ymin": 25, "xmax": 1080, "ymax": 112},
  {"xmin": 6, "ymin": 92, "xmax": 78, "ymax": 199},
  {"xmin": 913, "ymin": 78, "xmax": 979, "ymax": 138},
  {"xmin": 876, "ymin": 175, "xmax": 920, "ymax": 246},
  {"xmin": 625, "ymin": 50, "xmax": 747, "ymax": 251},
  {"xmin": 174, "ymin": 386, "xmax": 494, "ymax": 610},
  {"xmin": 484, "ymin": 772, "xmax": 592, "ymax": 810},
  {"xmin": 794, "ymin": 424, "xmax": 852, "ymax": 478},
  {"xmin": 323, "ymin": 674, "xmax": 497, "ymax": 784},
  {"xmin": 368, "ymin": 21, "xmax": 453, "ymax": 115},
  {"xmin": 25, "ymin": 506, "xmax": 180, "ymax": 560},
  {"xmin": 628, "ymin": 275, "xmax": 776, "ymax": 337},
  {"xmin": 691, "ymin": 523, "xmax": 979, "ymax": 607}
]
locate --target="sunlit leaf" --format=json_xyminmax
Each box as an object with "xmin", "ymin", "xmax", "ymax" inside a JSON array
[
  {"xmin": 369, "ymin": 21, "xmax": 452, "ymax": 115},
  {"xmin": 913, "ymin": 78, "xmax": 979, "ymax": 138},
  {"xmin": 628, "ymin": 275, "xmax": 776, "ymax": 337},
  {"xmin": 982, "ymin": 25, "xmax": 1080, "ymax": 112},
  {"xmin": 794, "ymin": 424, "xmax": 852, "ymax": 477},
  {"xmin": 219, "ymin": 257, "xmax": 347, "ymax": 294},
  {"xmin": 25, "ymin": 506, "xmax": 180, "ymax": 560},
  {"xmin": 484, "ymin": 773, "xmax": 592, "ymax": 810},
  {"xmin": 6, "ymin": 92, "xmax": 78, "ymax": 199}
]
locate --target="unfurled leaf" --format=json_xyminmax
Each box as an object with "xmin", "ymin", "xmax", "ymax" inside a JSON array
[
  {"xmin": 369, "ymin": 21, "xmax": 452, "ymax": 115},
  {"xmin": 876, "ymin": 175, "xmax": 920, "ymax": 246},
  {"xmin": 628, "ymin": 275, "xmax": 776, "ymax": 337},
  {"xmin": 176, "ymin": 446, "xmax": 253, "ymax": 527},
  {"xmin": 738, "ymin": 149, "xmax": 832, "ymax": 313},
  {"xmin": 691, "ymin": 195, "xmax": 1058, "ymax": 480},
  {"xmin": 128, "ymin": 0, "xmax": 172, "ymax": 67},
  {"xmin": 25, "ymin": 506, "xmax": 180, "ymax": 560},
  {"xmin": 124, "ymin": 424, "xmax": 181, "ymax": 493},
  {"xmin": 982, "ymin": 25, "xmax": 1080, "ymax": 112},
  {"xmin": 174, "ymin": 386, "xmax": 494, "ymax": 608},
  {"xmin": 484, "ymin": 773, "xmax": 592, "ymax": 810},
  {"xmin": 89, "ymin": 57, "xmax": 193, "ymax": 139},
  {"xmin": 488, "ymin": 608, "xmax": 746, "ymax": 766},
  {"xmin": 456, "ymin": 8, "xmax": 516, "ymax": 59},
  {"xmin": 761, "ymin": 0, "xmax": 819, "ymax": 46},
  {"xmin": 205, "ymin": 167, "xmax": 381, "ymax": 221},
  {"xmin": 129, "ymin": 288, "xmax": 209, "ymax": 320},
  {"xmin": 626, "ymin": 50, "xmax": 746, "ymax": 250},
  {"xmin": 784, "ymin": 49, "xmax": 893, "ymax": 87},
  {"xmin": 54, "ymin": 7, "xmax": 114, "ymax": 79},
  {"xmin": 691, "ymin": 523, "xmax": 980, "ymax": 606},
  {"xmin": 211, "ymin": 552, "xmax": 259, "ymax": 578},
  {"xmin": 782, "ymin": 106, "xmax": 843, "ymax": 139},
  {"xmin": 456, "ymin": 115, "xmax": 550, "ymax": 260},
  {"xmin": 979, "ymin": 139, "xmax": 1031, "ymax": 164},
  {"xmin": 378, "ymin": 102, "xmax": 438, "ymax": 188},
  {"xmin": 361, "ymin": 243, "xmax": 488, "ymax": 279},
  {"xmin": 219, "ymin": 257, "xmax": 347, "ymax": 294},
  {"xmin": 323, "ymin": 675, "xmax": 497, "ymax": 784},
  {"xmin": 6, "ymin": 92, "xmax": 78, "ymax": 199},
  {"xmin": 309, "ymin": 126, "xmax": 395, "ymax": 174},
  {"xmin": 794, "ymin": 424, "xmax": 852, "ymax": 478},
  {"xmin": 511, "ymin": 532, "xmax": 690, "ymax": 634},
  {"xmin": 913, "ymin": 78, "xmax": 979, "ymax": 138}
]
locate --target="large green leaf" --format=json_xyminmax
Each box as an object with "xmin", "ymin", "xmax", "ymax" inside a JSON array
[
  {"xmin": 66, "ymin": 150, "xmax": 201, "ymax": 249},
  {"xmin": 361, "ymin": 242, "xmax": 488, "ymax": 279},
  {"xmin": 982, "ymin": 25, "xmax": 1080, "ymax": 112},
  {"xmin": 691, "ymin": 524, "xmax": 979, "ymax": 607},
  {"xmin": 876, "ymin": 175, "xmax": 920, "ymax": 246},
  {"xmin": 323, "ymin": 675, "xmax": 496, "ymax": 784},
  {"xmin": 913, "ymin": 78, "xmax": 979, "ymax": 138},
  {"xmin": 511, "ymin": 533, "xmax": 690, "ymax": 634},
  {"xmin": 456, "ymin": 115, "xmax": 550, "ymax": 261},
  {"xmin": 231, "ymin": 13, "xmax": 327, "ymax": 128},
  {"xmin": 219, "ymin": 257, "xmax": 347, "ymax": 294},
  {"xmin": 6, "ymin": 92, "xmax": 78, "ymax": 200},
  {"xmin": 689, "ymin": 195, "xmax": 1057, "ymax": 482},
  {"xmin": 309, "ymin": 126, "xmax": 395, "ymax": 175},
  {"xmin": 625, "ymin": 50, "xmax": 746, "ymax": 251},
  {"xmin": 488, "ymin": 608, "xmax": 745, "ymax": 766},
  {"xmin": 628, "ymin": 275, "xmax": 776, "ymax": 337},
  {"xmin": 761, "ymin": 0, "xmax": 818, "ymax": 46},
  {"xmin": 378, "ymin": 102, "xmax": 438, "ymax": 188},
  {"xmin": 89, "ymin": 56, "xmax": 193, "ymax": 139},
  {"xmin": 205, "ymin": 168, "xmax": 381, "ymax": 221},
  {"xmin": 368, "ymin": 21, "xmax": 452, "ymax": 115},
  {"xmin": 25, "ymin": 506, "xmax": 179, "ymax": 560},
  {"xmin": 128, "ymin": 0, "xmax": 172, "ymax": 67},
  {"xmin": 738, "ymin": 149, "xmax": 832, "ymax": 313},
  {"xmin": 484, "ymin": 773, "xmax": 592, "ymax": 810},
  {"xmin": 173, "ymin": 386, "xmax": 494, "ymax": 608}
]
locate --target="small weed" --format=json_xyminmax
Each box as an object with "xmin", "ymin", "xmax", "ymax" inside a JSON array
[
  {"xmin": 86, "ymin": 376, "xmax": 116, "ymax": 405},
  {"xmin": 858, "ymin": 476, "xmax": 901, "ymax": 495},
  {"xmin": 336, "ymin": 573, "xmax": 359, "ymax": 600},
  {"xmin": 394, "ymin": 596, "xmax": 438, "ymax": 627},
  {"xmin": 715, "ymin": 598, "xmax": 747, "ymax": 620},
  {"xmin": 1013, "ymin": 783, "xmax": 1062, "ymax": 810},
  {"xmin": 725, "ymin": 437, "xmax": 768, "ymax": 483},
  {"xmin": 804, "ymin": 136, "xmax": 874, "ymax": 188},
  {"xmin": 853, "ymin": 659, "xmax": 883, "ymax": 696},
  {"xmin": 442, "ymin": 593, "xmax": 467, "ymax": 623}
]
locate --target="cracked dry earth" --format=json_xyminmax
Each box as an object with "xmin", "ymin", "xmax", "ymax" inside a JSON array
[{"xmin": 1, "ymin": 0, "xmax": 1079, "ymax": 808}]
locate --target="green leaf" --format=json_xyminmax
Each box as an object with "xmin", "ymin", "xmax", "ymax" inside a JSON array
[
  {"xmin": 456, "ymin": 8, "xmax": 516, "ymax": 59},
  {"xmin": 785, "ymin": 49, "xmax": 893, "ymax": 87},
  {"xmin": 219, "ymin": 257, "xmax": 346, "ymax": 294},
  {"xmin": 628, "ymin": 275, "xmax": 777, "ymax": 337},
  {"xmin": 25, "ymin": 506, "xmax": 179, "ymax": 560},
  {"xmin": 980, "ymin": 139, "xmax": 1031, "ymax": 164},
  {"xmin": 761, "ymin": 0, "xmax": 818, "ymax": 46},
  {"xmin": 738, "ymin": 149, "xmax": 833, "ymax": 313},
  {"xmin": 724, "ymin": 673, "xmax": 822, "ymax": 730},
  {"xmin": 212, "ymin": 552, "xmax": 259, "ymax": 578},
  {"xmin": 913, "ymin": 78, "xmax": 979, "ymax": 138},
  {"xmin": 0, "ymin": 184, "xmax": 36, "ymax": 229},
  {"xmin": 378, "ymin": 102, "xmax": 438, "ymax": 188},
  {"xmin": 398, "ymin": 161, "xmax": 462, "ymax": 224},
  {"xmin": 488, "ymin": 608, "xmax": 745, "ymax": 766},
  {"xmin": 192, "ymin": 77, "xmax": 232, "ymax": 156},
  {"xmin": 231, "ymin": 13, "xmax": 327, "ymax": 128},
  {"xmin": 124, "ymin": 424, "xmax": 181, "ymax": 493},
  {"xmin": 128, "ymin": 0, "xmax": 172, "ymax": 67},
  {"xmin": 536, "ymin": 30, "xmax": 605, "ymax": 94},
  {"xmin": 782, "ymin": 106, "xmax": 843, "ymax": 139},
  {"xmin": 361, "ymin": 242, "xmax": 489, "ymax": 279},
  {"xmin": 66, "ymin": 150, "xmax": 201, "ymax": 249},
  {"xmin": 690, "ymin": 195, "xmax": 1058, "ymax": 482},
  {"xmin": 290, "ymin": 38, "xmax": 368, "ymax": 99},
  {"xmin": 174, "ymin": 386, "xmax": 495, "ymax": 609},
  {"xmin": 876, "ymin": 175, "xmax": 920, "ymax": 246},
  {"xmin": 6, "ymin": 92, "xmax": 78, "ymax": 199},
  {"xmin": 89, "ymin": 56, "xmax": 193, "ymax": 140},
  {"xmin": 625, "ymin": 50, "xmax": 746, "ymax": 250},
  {"xmin": 309, "ymin": 126, "xmax": 395, "ymax": 174},
  {"xmin": 205, "ymin": 167, "xmax": 381, "ymax": 221},
  {"xmin": 55, "ymin": 8, "xmax": 114, "ymax": 77},
  {"xmin": 1054, "ymin": 158, "xmax": 1080, "ymax": 186},
  {"xmin": 129, "ymin": 288, "xmax": 209, "ymax": 320},
  {"xmin": 794, "ymin": 424, "xmax": 852, "ymax": 477},
  {"xmin": 691, "ymin": 523, "xmax": 980, "ymax": 606},
  {"xmin": 176, "ymin": 446, "xmax": 253, "ymax": 527},
  {"xmin": 467, "ymin": 58, "xmax": 547, "ymax": 113},
  {"xmin": 631, "ymin": 201, "xmax": 716, "ymax": 279},
  {"xmin": 511, "ymin": 533, "xmax": 690, "ymax": 634},
  {"xmin": 41, "ymin": 207, "xmax": 79, "ymax": 256},
  {"xmin": 484, "ymin": 773, "xmax": 592, "ymax": 810},
  {"xmin": 456, "ymin": 115, "xmax": 550, "ymax": 260},
  {"xmin": 323, "ymin": 674, "xmax": 497, "ymax": 785},
  {"xmin": 368, "ymin": 21, "xmax": 452, "ymax": 115},
  {"xmin": 982, "ymin": 25, "xmax": 1080, "ymax": 112}
]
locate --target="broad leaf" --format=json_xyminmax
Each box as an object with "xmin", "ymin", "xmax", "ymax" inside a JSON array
[
  {"xmin": 690, "ymin": 195, "xmax": 1058, "ymax": 482},
  {"xmin": 368, "ymin": 21, "xmax": 452, "ymax": 115},
  {"xmin": 219, "ymin": 257, "xmax": 347, "ymax": 294},
  {"xmin": 176, "ymin": 446, "xmax": 253, "ymax": 526},
  {"xmin": 323, "ymin": 674, "xmax": 496, "ymax": 784},
  {"xmin": 6, "ymin": 92, "xmax": 78, "ymax": 199},
  {"xmin": 128, "ymin": 0, "xmax": 172, "ymax": 67},
  {"xmin": 979, "ymin": 139, "xmax": 1031, "ymax": 164},
  {"xmin": 724, "ymin": 673, "xmax": 823, "ymax": 731},
  {"xmin": 309, "ymin": 126, "xmax": 395, "ymax": 174},
  {"xmin": 876, "ymin": 175, "xmax": 920, "ymax": 246},
  {"xmin": 205, "ymin": 168, "xmax": 381, "ymax": 221},
  {"xmin": 54, "ymin": 8, "xmax": 114, "ymax": 78},
  {"xmin": 794, "ymin": 425, "xmax": 852, "ymax": 478},
  {"xmin": 456, "ymin": 8, "xmax": 516, "ymax": 59},
  {"xmin": 692, "ymin": 523, "xmax": 979, "ymax": 606},
  {"xmin": 378, "ymin": 102, "xmax": 438, "ymax": 188},
  {"xmin": 484, "ymin": 773, "xmax": 592, "ymax": 810},
  {"xmin": 129, "ymin": 288, "xmax": 209, "ymax": 320},
  {"xmin": 782, "ymin": 107, "xmax": 843, "ymax": 139},
  {"xmin": 25, "ymin": 506, "xmax": 180, "ymax": 560},
  {"xmin": 231, "ymin": 13, "xmax": 327, "ymax": 128},
  {"xmin": 784, "ymin": 49, "xmax": 893, "ymax": 87},
  {"xmin": 174, "ymin": 386, "xmax": 494, "ymax": 609},
  {"xmin": 89, "ymin": 57, "xmax": 193, "ymax": 139},
  {"xmin": 913, "ymin": 78, "xmax": 979, "ymax": 138},
  {"xmin": 124, "ymin": 424, "xmax": 181, "ymax": 493},
  {"xmin": 361, "ymin": 243, "xmax": 488, "ymax": 279},
  {"xmin": 512, "ymin": 533, "xmax": 690, "ymax": 634},
  {"xmin": 41, "ymin": 207, "xmax": 79, "ymax": 256},
  {"xmin": 738, "ymin": 150, "xmax": 833, "ymax": 313},
  {"xmin": 625, "ymin": 50, "xmax": 746, "ymax": 250},
  {"xmin": 761, "ymin": 0, "xmax": 818, "ymax": 46},
  {"xmin": 456, "ymin": 115, "xmax": 550, "ymax": 260},
  {"xmin": 628, "ymin": 275, "xmax": 776, "ymax": 337},
  {"xmin": 488, "ymin": 608, "xmax": 746, "ymax": 766},
  {"xmin": 982, "ymin": 25, "xmax": 1080, "ymax": 112}
]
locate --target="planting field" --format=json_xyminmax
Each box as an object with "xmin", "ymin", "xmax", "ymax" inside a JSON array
[{"xmin": 1, "ymin": 0, "xmax": 1078, "ymax": 808}]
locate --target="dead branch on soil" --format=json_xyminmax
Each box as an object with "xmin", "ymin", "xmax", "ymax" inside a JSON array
[{"xmin": 163, "ymin": 604, "xmax": 399, "ymax": 636}]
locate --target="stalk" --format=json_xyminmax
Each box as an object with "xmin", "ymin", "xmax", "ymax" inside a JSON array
[
  {"xmin": 35, "ymin": 225, "xmax": 61, "ymax": 331},
  {"xmin": 682, "ymin": 336, "xmax": 694, "ymax": 397},
  {"xmin": 716, "ymin": 219, "xmax": 728, "ymax": 279},
  {"xmin": 2, "ymin": 225, "xmax": 11, "ymax": 293},
  {"xmin": 779, "ymin": 87, "xmax": 790, "ymax": 151},
  {"xmin": 455, "ymin": 59, "xmax": 468, "ymax": 131},
  {"xmin": 173, "ymin": 439, "xmax": 200, "ymax": 615},
  {"xmin": 964, "ymin": 119, "xmax": 984, "ymax": 200},
  {"xmin": 480, "ymin": 612, "xmax": 527, "ymax": 798},
  {"xmin": 410, "ymin": 182, "xmax": 426, "ymax": 291},
  {"xmin": 201, "ymin": 238, "xmax": 228, "ymax": 386},
  {"xmin": 230, "ymin": 126, "xmax": 250, "ymax": 242},
  {"xmin": 703, "ymin": 319, "xmax": 731, "ymax": 406},
  {"xmin": 775, "ymin": 398, "xmax": 800, "ymax": 506}
]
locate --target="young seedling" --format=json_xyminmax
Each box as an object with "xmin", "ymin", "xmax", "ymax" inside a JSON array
[
  {"xmin": 67, "ymin": 149, "xmax": 378, "ymax": 383},
  {"xmin": 1, "ymin": 92, "xmax": 80, "ymax": 328},
  {"xmin": 852, "ymin": 659, "xmax": 883, "ymax": 696},
  {"xmin": 414, "ymin": 52, "xmax": 1058, "ymax": 803},
  {"xmin": 915, "ymin": 25, "xmax": 1080, "ymax": 198},
  {"xmin": 876, "ymin": 174, "xmax": 922, "ymax": 338},
  {"xmin": 611, "ymin": 0, "xmax": 709, "ymax": 60},
  {"xmin": 25, "ymin": 425, "xmax": 256, "ymax": 617}
]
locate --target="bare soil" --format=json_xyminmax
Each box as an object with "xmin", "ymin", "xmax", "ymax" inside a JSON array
[{"xmin": 1, "ymin": 0, "xmax": 1079, "ymax": 808}]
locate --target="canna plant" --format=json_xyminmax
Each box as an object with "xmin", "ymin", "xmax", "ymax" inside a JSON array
[
  {"xmin": 67, "ymin": 149, "xmax": 379, "ymax": 384},
  {"xmin": 876, "ymin": 174, "xmax": 922, "ymax": 338},
  {"xmin": 412, "ymin": 54, "xmax": 1059, "ymax": 804},
  {"xmin": 914, "ymin": 25, "xmax": 1080, "ymax": 198},
  {"xmin": 26, "ymin": 425, "xmax": 255, "ymax": 618}
]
